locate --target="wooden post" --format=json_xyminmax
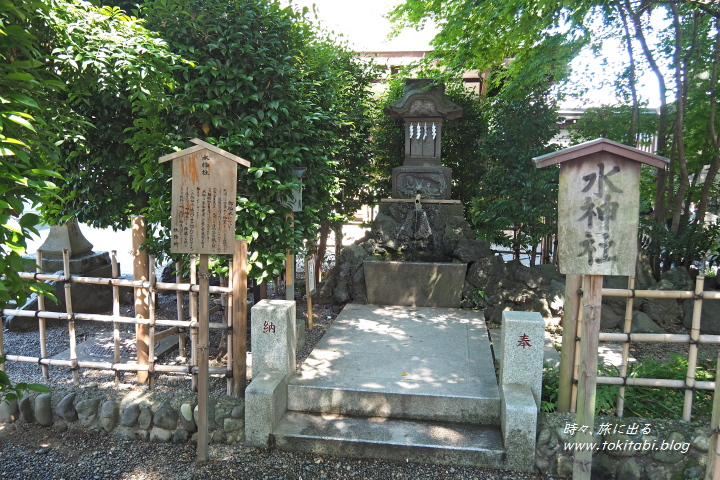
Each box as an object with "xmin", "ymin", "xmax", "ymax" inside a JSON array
[
  {"xmin": 684, "ymin": 276, "xmax": 705, "ymax": 421},
  {"xmin": 706, "ymin": 354, "xmax": 720, "ymax": 480},
  {"xmin": 558, "ymin": 273, "xmax": 582, "ymax": 412},
  {"xmin": 286, "ymin": 213, "xmax": 294, "ymax": 301},
  {"xmin": 197, "ymin": 254, "xmax": 210, "ymax": 462},
  {"xmin": 190, "ymin": 255, "xmax": 198, "ymax": 391},
  {"xmin": 63, "ymin": 249, "xmax": 80, "ymax": 386},
  {"xmin": 132, "ymin": 216, "xmax": 150, "ymax": 383},
  {"xmin": 176, "ymin": 261, "xmax": 186, "ymax": 358},
  {"xmin": 232, "ymin": 239, "xmax": 248, "ymax": 396},
  {"xmin": 36, "ymin": 251, "xmax": 49, "ymax": 379},
  {"xmin": 304, "ymin": 255, "xmax": 316, "ymax": 331},
  {"xmin": 573, "ymin": 274, "xmax": 603, "ymax": 480},
  {"xmin": 148, "ymin": 256, "xmax": 156, "ymax": 390},
  {"xmin": 111, "ymin": 251, "xmax": 121, "ymax": 385},
  {"xmin": 616, "ymin": 276, "xmax": 635, "ymax": 417}
]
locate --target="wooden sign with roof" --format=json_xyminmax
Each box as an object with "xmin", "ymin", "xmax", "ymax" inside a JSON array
[
  {"xmin": 159, "ymin": 138, "xmax": 250, "ymax": 255},
  {"xmin": 534, "ymin": 138, "xmax": 669, "ymax": 276}
]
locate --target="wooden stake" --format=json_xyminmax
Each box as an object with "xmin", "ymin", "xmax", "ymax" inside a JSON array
[
  {"xmin": 616, "ymin": 276, "xmax": 635, "ymax": 417},
  {"xmin": 558, "ymin": 274, "xmax": 582, "ymax": 412},
  {"xmin": 63, "ymin": 249, "xmax": 80, "ymax": 386},
  {"xmin": 132, "ymin": 216, "xmax": 150, "ymax": 383},
  {"xmin": 176, "ymin": 261, "xmax": 186, "ymax": 358},
  {"xmin": 286, "ymin": 213, "xmax": 294, "ymax": 301},
  {"xmin": 706, "ymin": 354, "xmax": 720, "ymax": 480},
  {"xmin": 231, "ymin": 240, "xmax": 247, "ymax": 397},
  {"xmin": 190, "ymin": 255, "xmax": 198, "ymax": 391},
  {"xmin": 148, "ymin": 256, "xmax": 156, "ymax": 390},
  {"xmin": 573, "ymin": 274, "xmax": 603, "ymax": 479},
  {"xmin": 111, "ymin": 251, "xmax": 121, "ymax": 384},
  {"xmin": 197, "ymin": 253, "xmax": 210, "ymax": 463},
  {"xmin": 684, "ymin": 276, "xmax": 705, "ymax": 421},
  {"xmin": 36, "ymin": 250, "xmax": 49, "ymax": 379}
]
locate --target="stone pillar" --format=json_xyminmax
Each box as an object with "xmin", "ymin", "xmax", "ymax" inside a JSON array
[
  {"xmin": 245, "ymin": 300, "xmax": 296, "ymax": 447},
  {"xmin": 499, "ymin": 311, "xmax": 544, "ymax": 406},
  {"xmin": 499, "ymin": 310, "xmax": 545, "ymax": 472}
]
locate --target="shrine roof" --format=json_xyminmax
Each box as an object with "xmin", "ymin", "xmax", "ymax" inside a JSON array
[{"xmin": 533, "ymin": 137, "xmax": 669, "ymax": 169}]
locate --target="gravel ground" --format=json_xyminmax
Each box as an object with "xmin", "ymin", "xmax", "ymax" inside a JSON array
[{"xmin": 0, "ymin": 285, "xmax": 560, "ymax": 480}]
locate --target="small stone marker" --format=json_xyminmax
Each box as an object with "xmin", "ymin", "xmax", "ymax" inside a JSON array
[
  {"xmin": 499, "ymin": 311, "xmax": 545, "ymax": 407},
  {"xmin": 251, "ymin": 300, "xmax": 297, "ymax": 376},
  {"xmin": 159, "ymin": 138, "xmax": 250, "ymax": 255}
]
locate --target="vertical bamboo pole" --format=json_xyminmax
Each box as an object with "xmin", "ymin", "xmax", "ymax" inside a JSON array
[
  {"xmin": 616, "ymin": 276, "xmax": 635, "ymax": 417},
  {"xmin": 36, "ymin": 251, "xmax": 49, "ymax": 379},
  {"xmin": 176, "ymin": 261, "xmax": 186, "ymax": 358},
  {"xmin": 223, "ymin": 274, "xmax": 232, "ymax": 396},
  {"xmin": 111, "ymin": 251, "xmax": 121, "ymax": 385},
  {"xmin": 285, "ymin": 213, "xmax": 294, "ymax": 301},
  {"xmin": 231, "ymin": 239, "xmax": 247, "ymax": 397},
  {"xmin": 684, "ymin": 276, "xmax": 705, "ymax": 421},
  {"xmin": 148, "ymin": 256, "xmax": 156, "ymax": 390},
  {"xmin": 197, "ymin": 253, "xmax": 210, "ymax": 463},
  {"xmin": 558, "ymin": 274, "xmax": 582, "ymax": 412},
  {"xmin": 132, "ymin": 216, "xmax": 150, "ymax": 383},
  {"xmin": 190, "ymin": 255, "xmax": 198, "ymax": 391},
  {"xmin": 573, "ymin": 274, "xmax": 603, "ymax": 480},
  {"xmin": 63, "ymin": 249, "xmax": 80, "ymax": 386},
  {"xmin": 706, "ymin": 354, "xmax": 720, "ymax": 480}
]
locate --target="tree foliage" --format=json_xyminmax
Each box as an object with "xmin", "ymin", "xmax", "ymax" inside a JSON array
[
  {"xmin": 469, "ymin": 94, "xmax": 560, "ymax": 260},
  {"xmin": 0, "ymin": 0, "xmax": 61, "ymax": 309},
  {"xmin": 391, "ymin": 0, "xmax": 720, "ymax": 272}
]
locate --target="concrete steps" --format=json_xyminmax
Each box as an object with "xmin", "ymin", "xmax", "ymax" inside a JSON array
[
  {"xmin": 273, "ymin": 411, "xmax": 506, "ymax": 468},
  {"xmin": 272, "ymin": 305, "xmax": 507, "ymax": 467}
]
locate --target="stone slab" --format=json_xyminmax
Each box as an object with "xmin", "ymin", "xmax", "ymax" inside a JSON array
[
  {"xmin": 245, "ymin": 371, "xmax": 288, "ymax": 448},
  {"xmin": 378, "ymin": 200, "xmax": 464, "ymax": 217},
  {"xmin": 288, "ymin": 304, "xmax": 499, "ymax": 424},
  {"xmin": 499, "ymin": 311, "xmax": 545, "ymax": 408},
  {"xmin": 500, "ymin": 384, "xmax": 538, "ymax": 472},
  {"xmin": 251, "ymin": 300, "xmax": 296, "ymax": 376},
  {"xmin": 273, "ymin": 411, "xmax": 506, "ymax": 468},
  {"xmin": 363, "ymin": 261, "xmax": 466, "ymax": 308},
  {"xmin": 52, "ymin": 331, "xmax": 179, "ymax": 363}
]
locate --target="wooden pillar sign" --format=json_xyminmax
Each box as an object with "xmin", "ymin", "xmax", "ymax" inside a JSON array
[
  {"xmin": 159, "ymin": 138, "xmax": 250, "ymax": 463},
  {"xmin": 534, "ymin": 138, "xmax": 668, "ymax": 480}
]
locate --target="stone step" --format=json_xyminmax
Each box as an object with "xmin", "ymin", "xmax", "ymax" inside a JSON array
[
  {"xmin": 288, "ymin": 304, "xmax": 500, "ymax": 424},
  {"xmin": 273, "ymin": 411, "xmax": 507, "ymax": 468},
  {"xmin": 287, "ymin": 378, "xmax": 501, "ymax": 424}
]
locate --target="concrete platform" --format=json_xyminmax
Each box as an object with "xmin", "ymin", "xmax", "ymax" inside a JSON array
[{"xmin": 287, "ymin": 304, "xmax": 500, "ymax": 424}]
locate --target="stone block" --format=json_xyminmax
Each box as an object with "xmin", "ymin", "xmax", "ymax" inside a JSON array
[
  {"xmin": 499, "ymin": 311, "xmax": 544, "ymax": 408},
  {"xmin": 363, "ymin": 260, "xmax": 466, "ymax": 308},
  {"xmin": 251, "ymin": 300, "xmax": 296, "ymax": 376},
  {"xmin": 245, "ymin": 371, "xmax": 288, "ymax": 448},
  {"xmin": 296, "ymin": 317, "xmax": 306, "ymax": 351},
  {"xmin": 501, "ymin": 384, "xmax": 537, "ymax": 472}
]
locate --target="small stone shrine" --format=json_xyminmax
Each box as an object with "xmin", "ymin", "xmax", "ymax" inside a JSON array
[{"xmin": 385, "ymin": 79, "xmax": 463, "ymax": 200}]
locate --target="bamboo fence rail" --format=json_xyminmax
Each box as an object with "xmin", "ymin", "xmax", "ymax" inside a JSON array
[
  {"xmin": 1, "ymin": 246, "xmax": 246, "ymax": 394},
  {"xmin": 565, "ymin": 275, "xmax": 720, "ymax": 423}
]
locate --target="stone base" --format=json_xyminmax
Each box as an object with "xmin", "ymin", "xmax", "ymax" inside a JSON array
[
  {"xmin": 363, "ymin": 260, "xmax": 466, "ymax": 308},
  {"xmin": 6, "ymin": 260, "xmax": 114, "ymax": 332},
  {"xmin": 23, "ymin": 251, "xmax": 112, "ymax": 275},
  {"xmin": 379, "ymin": 198, "xmax": 464, "ymax": 217},
  {"xmin": 392, "ymin": 165, "xmax": 452, "ymax": 199}
]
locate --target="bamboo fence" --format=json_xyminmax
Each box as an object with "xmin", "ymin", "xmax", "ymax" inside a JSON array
[
  {"xmin": 564, "ymin": 275, "xmax": 720, "ymax": 421},
  {"xmin": 0, "ymin": 245, "xmax": 247, "ymax": 395}
]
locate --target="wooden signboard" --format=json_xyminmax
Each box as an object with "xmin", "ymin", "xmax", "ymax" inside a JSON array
[
  {"xmin": 534, "ymin": 138, "xmax": 668, "ymax": 479},
  {"xmin": 159, "ymin": 139, "xmax": 250, "ymax": 255},
  {"xmin": 159, "ymin": 139, "xmax": 250, "ymax": 463},
  {"xmin": 534, "ymin": 138, "xmax": 669, "ymax": 276}
]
